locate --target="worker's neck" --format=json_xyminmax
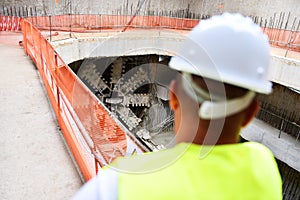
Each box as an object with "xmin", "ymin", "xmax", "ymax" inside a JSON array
[{"xmin": 175, "ymin": 119, "xmax": 241, "ymax": 146}]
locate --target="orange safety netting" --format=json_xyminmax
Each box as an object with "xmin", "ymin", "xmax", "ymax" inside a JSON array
[
  {"xmin": 1, "ymin": 15, "xmax": 149, "ymax": 182},
  {"xmin": 0, "ymin": 16, "xmax": 22, "ymax": 31},
  {"xmin": 263, "ymin": 27, "xmax": 300, "ymax": 52},
  {"xmin": 25, "ymin": 14, "xmax": 199, "ymax": 31},
  {"xmin": 20, "ymin": 18, "xmax": 135, "ymax": 181}
]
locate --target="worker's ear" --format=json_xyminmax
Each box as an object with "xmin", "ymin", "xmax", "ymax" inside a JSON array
[
  {"xmin": 242, "ymin": 99, "xmax": 259, "ymax": 127},
  {"xmin": 169, "ymin": 80, "xmax": 179, "ymax": 111}
]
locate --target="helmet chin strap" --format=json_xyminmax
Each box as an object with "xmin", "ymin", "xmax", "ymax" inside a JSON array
[
  {"xmin": 182, "ymin": 73, "xmax": 255, "ymax": 119},
  {"xmin": 199, "ymin": 91, "xmax": 255, "ymax": 119}
]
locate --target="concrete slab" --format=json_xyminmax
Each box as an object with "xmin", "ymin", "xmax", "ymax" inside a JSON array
[
  {"xmin": 0, "ymin": 32, "xmax": 82, "ymax": 200},
  {"xmin": 242, "ymin": 118, "xmax": 300, "ymax": 172}
]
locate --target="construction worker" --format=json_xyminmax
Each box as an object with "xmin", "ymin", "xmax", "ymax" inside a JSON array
[{"xmin": 72, "ymin": 13, "xmax": 282, "ymax": 199}]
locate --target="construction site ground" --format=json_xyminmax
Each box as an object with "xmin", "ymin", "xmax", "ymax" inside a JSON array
[{"xmin": 0, "ymin": 32, "xmax": 82, "ymax": 200}]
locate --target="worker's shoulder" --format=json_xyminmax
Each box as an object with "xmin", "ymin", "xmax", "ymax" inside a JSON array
[
  {"xmin": 242, "ymin": 141, "xmax": 274, "ymax": 156},
  {"xmin": 224, "ymin": 141, "xmax": 276, "ymax": 162},
  {"xmin": 241, "ymin": 142, "xmax": 278, "ymax": 167},
  {"xmin": 109, "ymin": 143, "xmax": 190, "ymax": 173}
]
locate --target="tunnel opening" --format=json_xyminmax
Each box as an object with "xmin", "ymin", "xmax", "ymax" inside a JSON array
[{"xmin": 69, "ymin": 54, "xmax": 175, "ymax": 151}]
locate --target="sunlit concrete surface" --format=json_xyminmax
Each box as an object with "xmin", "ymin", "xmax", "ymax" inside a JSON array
[
  {"xmin": 50, "ymin": 29, "xmax": 188, "ymax": 64},
  {"xmin": 242, "ymin": 118, "xmax": 300, "ymax": 172},
  {"xmin": 0, "ymin": 32, "xmax": 82, "ymax": 200}
]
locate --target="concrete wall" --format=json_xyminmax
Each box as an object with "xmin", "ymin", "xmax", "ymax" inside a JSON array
[
  {"xmin": 1, "ymin": 0, "xmax": 300, "ymax": 26},
  {"xmin": 269, "ymin": 56, "xmax": 300, "ymax": 90},
  {"xmin": 51, "ymin": 30, "xmax": 186, "ymax": 64}
]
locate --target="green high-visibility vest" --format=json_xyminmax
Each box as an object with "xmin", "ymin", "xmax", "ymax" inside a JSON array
[{"xmin": 113, "ymin": 142, "xmax": 282, "ymax": 200}]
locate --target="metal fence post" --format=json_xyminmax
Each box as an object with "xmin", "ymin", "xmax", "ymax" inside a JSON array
[
  {"xmin": 49, "ymin": 15, "xmax": 52, "ymax": 42},
  {"xmin": 285, "ymin": 17, "xmax": 296, "ymax": 57},
  {"xmin": 278, "ymin": 118, "xmax": 284, "ymax": 138},
  {"xmin": 69, "ymin": 13, "xmax": 72, "ymax": 38}
]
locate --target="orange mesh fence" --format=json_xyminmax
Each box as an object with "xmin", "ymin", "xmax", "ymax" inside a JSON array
[
  {"xmin": 21, "ymin": 20, "xmax": 95, "ymax": 180},
  {"xmin": 26, "ymin": 14, "xmax": 199, "ymax": 31},
  {"xmin": 23, "ymin": 14, "xmax": 300, "ymax": 53},
  {"xmin": 2, "ymin": 14, "xmax": 299, "ymax": 53},
  {"xmin": 263, "ymin": 27, "xmax": 300, "ymax": 52},
  {"xmin": 0, "ymin": 16, "xmax": 22, "ymax": 31},
  {"xmin": 21, "ymin": 19, "xmax": 143, "ymax": 181}
]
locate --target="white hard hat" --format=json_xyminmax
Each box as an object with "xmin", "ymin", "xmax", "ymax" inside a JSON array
[
  {"xmin": 169, "ymin": 13, "xmax": 272, "ymax": 119},
  {"xmin": 169, "ymin": 13, "xmax": 272, "ymax": 94}
]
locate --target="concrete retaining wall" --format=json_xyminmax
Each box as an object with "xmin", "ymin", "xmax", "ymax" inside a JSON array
[
  {"xmin": 52, "ymin": 30, "xmax": 186, "ymax": 64},
  {"xmin": 269, "ymin": 56, "xmax": 300, "ymax": 90}
]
